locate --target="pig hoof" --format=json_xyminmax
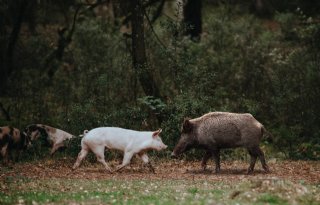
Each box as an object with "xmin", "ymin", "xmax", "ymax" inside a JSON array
[
  {"xmin": 149, "ymin": 168, "xmax": 155, "ymax": 174},
  {"xmin": 201, "ymin": 167, "xmax": 210, "ymax": 173}
]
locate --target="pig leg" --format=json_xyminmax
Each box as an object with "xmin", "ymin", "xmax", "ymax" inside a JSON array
[
  {"xmin": 115, "ymin": 151, "xmax": 134, "ymax": 172},
  {"xmin": 92, "ymin": 147, "xmax": 112, "ymax": 173},
  {"xmin": 212, "ymin": 149, "xmax": 221, "ymax": 173},
  {"xmin": 72, "ymin": 148, "xmax": 89, "ymax": 170},
  {"xmin": 201, "ymin": 151, "xmax": 212, "ymax": 171},
  {"xmin": 138, "ymin": 153, "xmax": 155, "ymax": 173},
  {"xmin": 1, "ymin": 144, "xmax": 9, "ymax": 165},
  {"xmin": 14, "ymin": 150, "xmax": 22, "ymax": 162},
  {"xmin": 50, "ymin": 143, "xmax": 64, "ymax": 156}
]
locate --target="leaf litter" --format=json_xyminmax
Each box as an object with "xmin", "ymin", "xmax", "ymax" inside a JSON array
[{"xmin": 0, "ymin": 158, "xmax": 319, "ymax": 204}]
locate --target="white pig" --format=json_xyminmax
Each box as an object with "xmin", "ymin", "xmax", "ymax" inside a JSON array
[{"xmin": 72, "ymin": 127, "xmax": 167, "ymax": 173}]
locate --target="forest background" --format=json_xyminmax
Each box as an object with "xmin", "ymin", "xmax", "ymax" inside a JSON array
[{"xmin": 0, "ymin": 0, "xmax": 320, "ymax": 160}]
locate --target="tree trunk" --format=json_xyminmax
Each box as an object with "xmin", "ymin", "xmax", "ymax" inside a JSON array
[
  {"xmin": 0, "ymin": 0, "xmax": 28, "ymax": 95},
  {"xmin": 130, "ymin": 0, "xmax": 161, "ymax": 98},
  {"xmin": 183, "ymin": 0, "xmax": 202, "ymax": 41},
  {"xmin": 250, "ymin": 0, "xmax": 273, "ymax": 18}
]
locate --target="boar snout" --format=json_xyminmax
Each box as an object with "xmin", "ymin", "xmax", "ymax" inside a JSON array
[
  {"xmin": 27, "ymin": 142, "xmax": 33, "ymax": 148},
  {"xmin": 171, "ymin": 151, "xmax": 178, "ymax": 159}
]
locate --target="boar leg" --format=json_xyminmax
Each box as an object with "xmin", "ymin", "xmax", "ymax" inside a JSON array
[
  {"xmin": 247, "ymin": 147, "xmax": 259, "ymax": 174},
  {"xmin": 201, "ymin": 151, "xmax": 212, "ymax": 171},
  {"xmin": 72, "ymin": 148, "xmax": 89, "ymax": 170},
  {"xmin": 247, "ymin": 147, "xmax": 269, "ymax": 174},
  {"xmin": 138, "ymin": 153, "xmax": 155, "ymax": 173},
  {"xmin": 212, "ymin": 149, "xmax": 221, "ymax": 173},
  {"xmin": 256, "ymin": 147, "xmax": 270, "ymax": 172},
  {"xmin": 115, "ymin": 151, "xmax": 134, "ymax": 172}
]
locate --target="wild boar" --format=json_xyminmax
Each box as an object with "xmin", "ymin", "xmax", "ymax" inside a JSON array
[
  {"xmin": 24, "ymin": 124, "xmax": 74, "ymax": 155},
  {"xmin": 72, "ymin": 127, "xmax": 167, "ymax": 173},
  {"xmin": 171, "ymin": 112, "xmax": 270, "ymax": 174},
  {"xmin": 0, "ymin": 126, "xmax": 31, "ymax": 164}
]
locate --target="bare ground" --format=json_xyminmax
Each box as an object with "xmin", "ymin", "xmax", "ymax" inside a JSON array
[{"xmin": 1, "ymin": 158, "xmax": 319, "ymax": 184}]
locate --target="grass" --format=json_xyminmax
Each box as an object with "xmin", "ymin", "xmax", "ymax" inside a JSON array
[{"xmin": 1, "ymin": 175, "xmax": 319, "ymax": 205}]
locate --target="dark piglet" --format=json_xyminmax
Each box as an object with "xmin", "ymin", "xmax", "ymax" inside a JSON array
[
  {"xmin": 0, "ymin": 126, "xmax": 31, "ymax": 164},
  {"xmin": 171, "ymin": 112, "xmax": 271, "ymax": 174}
]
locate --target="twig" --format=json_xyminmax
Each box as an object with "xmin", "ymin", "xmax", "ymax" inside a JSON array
[
  {"xmin": 121, "ymin": 0, "xmax": 161, "ymax": 26},
  {"xmin": 151, "ymin": 0, "xmax": 165, "ymax": 23},
  {"xmin": 44, "ymin": 0, "xmax": 110, "ymax": 79},
  {"xmin": 143, "ymin": 8, "xmax": 167, "ymax": 50}
]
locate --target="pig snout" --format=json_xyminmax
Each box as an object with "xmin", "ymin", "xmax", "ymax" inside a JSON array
[{"xmin": 158, "ymin": 144, "xmax": 167, "ymax": 151}]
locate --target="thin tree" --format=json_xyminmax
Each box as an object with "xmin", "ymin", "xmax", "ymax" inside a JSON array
[
  {"xmin": 130, "ymin": 0, "xmax": 161, "ymax": 98},
  {"xmin": 250, "ymin": 0, "xmax": 274, "ymax": 18},
  {"xmin": 1, "ymin": 0, "xmax": 29, "ymax": 95}
]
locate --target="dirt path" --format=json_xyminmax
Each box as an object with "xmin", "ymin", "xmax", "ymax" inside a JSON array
[{"xmin": 1, "ymin": 159, "xmax": 319, "ymax": 184}]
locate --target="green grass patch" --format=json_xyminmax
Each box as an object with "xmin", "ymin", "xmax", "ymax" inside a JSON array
[
  {"xmin": 258, "ymin": 194, "xmax": 289, "ymax": 205},
  {"xmin": 1, "ymin": 177, "xmax": 319, "ymax": 205}
]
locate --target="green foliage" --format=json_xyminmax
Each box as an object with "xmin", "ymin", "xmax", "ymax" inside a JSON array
[
  {"xmin": 138, "ymin": 96, "xmax": 166, "ymax": 113},
  {"xmin": 0, "ymin": 4, "xmax": 319, "ymax": 160}
]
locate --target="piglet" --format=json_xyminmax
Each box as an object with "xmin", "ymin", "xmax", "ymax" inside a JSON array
[
  {"xmin": 72, "ymin": 127, "xmax": 167, "ymax": 173},
  {"xmin": 0, "ymin": 126, "xmax": 31, "ymax": 164},
  {"xmin": 25, "ymin": 124, "xmax": 74, "ymax": 155}
]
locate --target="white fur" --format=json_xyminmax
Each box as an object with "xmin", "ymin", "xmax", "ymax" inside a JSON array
[
  {"xmin": 48, "ymin": 128, "xmax": 73, "ymax": 155},
  {"xmin": 27, "ymin": 124, "xmax": 74, "ymax": 155},
  {"xmin": 72, "ymin": 127, "xmax": 167, "ymax": 173}
]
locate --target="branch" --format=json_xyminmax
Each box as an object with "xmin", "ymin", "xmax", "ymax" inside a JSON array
[
  {"xmin": 45, "ymin": 4, "xmax": 83, "ymax": 78},
  {"xmin": 143, "ymin": 7, "xmax": 167, "ymax": 50},
  {"xmin": 44, "ymin": 1, "xmax": 111, "ymax": 79},
  {"xmin": 79, "ymin": 0, "xmax": 111, "ymax": 15},
  {"xmin": 151, "ymin": 0, "xmax": 165, "ymax": 23},
  {"xmin": 121, "ymin": 0, "xmax": 161, "ymax": 26}
]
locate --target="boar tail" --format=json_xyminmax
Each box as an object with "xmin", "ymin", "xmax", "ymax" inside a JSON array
[{"xmin": 261, "ymin": 126, "xmax": 274, "ymax": 143}]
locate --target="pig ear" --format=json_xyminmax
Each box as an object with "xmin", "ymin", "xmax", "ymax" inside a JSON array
[
  {"xmin": 183, "ymin": 118, "xmax": 193, "ymax": 132},
  {"xmin": 152, "ymin": 128, "xmax": 162, "ymax": 138}
]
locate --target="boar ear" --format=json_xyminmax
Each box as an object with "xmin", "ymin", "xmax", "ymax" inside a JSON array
[
  {"xmin": 152, "ymin": 128, "xmax": 162, "ymax": 138},
  {"xmin": 183, "ymin": 118, "xmax": 193, "ymax": 132}
]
